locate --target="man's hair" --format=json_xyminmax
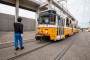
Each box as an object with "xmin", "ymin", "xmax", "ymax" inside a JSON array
[{"xmin": 17, "ymin": 17, "xmax": 22, "ymax": 22}]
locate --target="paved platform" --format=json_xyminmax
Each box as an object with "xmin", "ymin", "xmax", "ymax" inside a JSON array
[
  {"xmin": 0, "ymin": 31, "xmax": 37, "ymax": 44},
  {"xmin": 0, "ymin": 31, "xmax": 90, "ymax": 60}
]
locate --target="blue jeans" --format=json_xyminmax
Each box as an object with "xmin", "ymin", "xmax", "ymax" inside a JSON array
[{"xmin": 14, "ymin": 33, "xmax": 23, "ymax": 49}]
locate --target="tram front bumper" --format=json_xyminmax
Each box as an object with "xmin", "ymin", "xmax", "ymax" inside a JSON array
[
  {"xmin": 35, "ymin": 34, "xmax": 43, "ymax": 37},
  {"xmin": 35, "ymin": 34, "xmax": 44, "ymax": 40}
]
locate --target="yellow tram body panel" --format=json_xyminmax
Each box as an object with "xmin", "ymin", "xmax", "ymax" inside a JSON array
[
  {"xmin": 76, "ymin": 29, "xmax": 79, "ymax": 32},
  {"xmin": 73, "ymin": 29, "xmax": 76, "ymax": 33},
  {"xmin": 37, "ymin": 27, "xmax": 57, "ymax": 40},
  {"xmin": 64, "ymin": 28, "xmax": 72, "ymax": 38},
  {"xmin": 36, "ymin": 27, "xmax": 77, "ymax": 40}
]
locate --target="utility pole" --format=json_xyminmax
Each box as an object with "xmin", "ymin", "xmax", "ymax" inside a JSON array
[
  {"xmin": 48, "ymin": 0, "xmax": 52, "ymax": 10},
  {"xmin": 15, "ymin": 0, "xmax": 19, "ymax": 22}
]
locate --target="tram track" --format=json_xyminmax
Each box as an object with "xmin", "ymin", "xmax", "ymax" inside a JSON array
[
  {"xmin": 8, "ymin": 33, "xmax": 79, "ymax": 60},
  {"xmin": 0, "ymin": 39, "xmax": 36, "ymax": 49},
  {"xmin": 54, "ymin": 32, "xmax": 80, "ymax": 60},
  {"xmin": 3, "ymin": 31, "xmax": 79, "ymax": 60},
  {"xmin": 83, "ymin": 32, "xmax": 90, "ymax": 47},
  {"xmin": 7, "ymin": 42, "xmax": 54, "ymax": 60},
  {"xmin": 7, "ymin": 32, "xmax": 80, "ymax": 60}
]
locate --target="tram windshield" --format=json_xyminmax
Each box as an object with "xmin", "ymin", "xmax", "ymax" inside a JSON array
[{"xmin": 38, "ymin": 10, "xmax": 56, "ymax": 25}]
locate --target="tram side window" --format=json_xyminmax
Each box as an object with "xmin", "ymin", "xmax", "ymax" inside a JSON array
[
  {"xmin": 63, "ymin": 19, "xmax": 65, "ymax": 26},
  {"xmin": 71, "ymin": 24, "xmax": 73, "ymax": 28},
  {"xmin": 70, "ymin": 20, "xmax": 72, "ymax": 27},
  {"xmin": 58, "ymin": 16, "xmax": 61, "ymax": 24},
  {"xmin": 66, "ymin": 18, "xmax": 69, "ymax": 27},
  {"xmin": 50, "ymin": 14, "xmax": 56, "ymax": 24},
  {"xmin": 61, "ymin": 18, "xmax": 63, "ymax": 26},
  {"xmin": 74, "ymin": 24, "xmax": 76, "ymax": 28},
  {"xmin": 58, "ymin": 16, "xmax": 63, "ymax": 26}
]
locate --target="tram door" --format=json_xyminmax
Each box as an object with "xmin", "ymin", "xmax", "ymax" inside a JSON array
[{"xmin": 57, "ymin": 16, "xmax": 64, "ymax": 40}]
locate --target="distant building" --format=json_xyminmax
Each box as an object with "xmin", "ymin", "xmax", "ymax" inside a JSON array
[
  {"xmin": 89, "ymin": 22, "xmax": 90, "ymax": 29},
  {"xmin": 88, "ymin": 22, "xmax": 90, "ymax": 31}
]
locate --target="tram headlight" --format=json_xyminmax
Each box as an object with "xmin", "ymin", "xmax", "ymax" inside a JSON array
[{"xmin": 46, "ymin": 31, "xmax": 48, "ymax": 33}]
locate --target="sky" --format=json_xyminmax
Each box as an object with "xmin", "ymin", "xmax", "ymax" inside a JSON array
[
  {"xmin": 66, "ymin": 0, "xmax": 90, "ymax": 28},
  {"xmin": 0, "ymin": 4, "xmax": 35, "ymax": 19},
  {"xmin": 0, "ymin": 0, "xmax": 90, "ymax": 28}
]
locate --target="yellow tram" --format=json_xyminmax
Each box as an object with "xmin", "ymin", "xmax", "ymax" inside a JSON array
[{"xmin": 35, "ymin": 10, "xmax": 78, "ymax": 41}]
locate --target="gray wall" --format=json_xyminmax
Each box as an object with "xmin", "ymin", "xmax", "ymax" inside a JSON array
[{"xmin": 0, "ymin": 13, "xmax": 36, "ymax": 31}]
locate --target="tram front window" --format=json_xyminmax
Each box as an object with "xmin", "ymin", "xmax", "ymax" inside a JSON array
[
  {"xmin": 38, "ymin": 11, "xmax": 56, "ymax": 25},
  {"xmin": 38, "ymin": 14, "xmax": 50, "ymax": 24}
]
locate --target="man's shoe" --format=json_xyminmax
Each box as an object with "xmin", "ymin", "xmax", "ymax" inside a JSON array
[
  {"xmin": 20, "ymin": 46, "xmax": 24, "ymax": 50},
  {"xmin": 15, "ymin": 47, "xmax": 19, "ymax": 51}
]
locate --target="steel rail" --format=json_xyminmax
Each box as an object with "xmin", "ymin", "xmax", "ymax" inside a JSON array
[
  {"xmin": 54, "ymin": 32, "xmax": 80, "ymax": 60},
  {"xmin": 8, "ymin": 32, "xmax": 79, "ymax": 60},
  {"xmin": 83, "ymin": 32, "xmax": 90, "ymax": 47},
  {"xmin": 7, "ymin": 42, "xmax": 53, "ymax": 60},
  {"xmin": 0, "ymin": 39, "xmax": 36, "ymax": 49},
  {"xmin": 54, "ymin": 39, "xmax": 73, "ymax": 60}
]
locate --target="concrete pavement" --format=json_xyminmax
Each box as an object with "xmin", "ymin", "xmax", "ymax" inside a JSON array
[
  {"xmin": 0, "ymin": 31, "xmax": 90, "ymax": 60},
  {"xmin": 0, "ymin": 31, "xmax": 37, "ymax": 44}
]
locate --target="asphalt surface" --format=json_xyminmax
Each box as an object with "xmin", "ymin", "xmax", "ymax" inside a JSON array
[
  {"xmin": 16, "ymin": 32, "xmax": 79, "ymax": 60},
  {"xmin": 61, "ymin": 31, "xmax": 90, "ymax": 60},
  {"xmin": 0, "ymin": 31, "xmax": 90, "ymax": 60}
]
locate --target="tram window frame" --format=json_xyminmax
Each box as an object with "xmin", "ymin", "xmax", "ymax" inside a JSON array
[{"xmin": 66, "ymin": 18, "xmax": 69, "ymax": 27}]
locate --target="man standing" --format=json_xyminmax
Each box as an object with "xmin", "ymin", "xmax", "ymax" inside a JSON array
[{"xmin": 14, "ymin": 17, "xmax": 24, "ymax": 51}]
